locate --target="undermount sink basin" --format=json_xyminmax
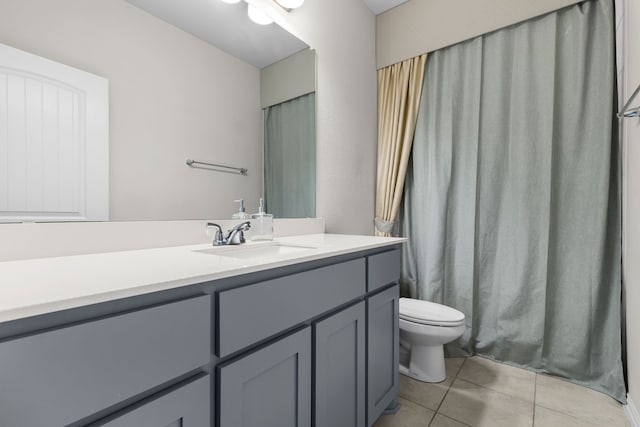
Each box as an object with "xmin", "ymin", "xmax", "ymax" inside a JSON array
[{"xmin": 194, "ymin": 243, "xmax": 317, "ymax": 260}]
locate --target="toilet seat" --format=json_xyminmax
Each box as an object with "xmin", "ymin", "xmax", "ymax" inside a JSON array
[{"xmin": 399, "ymin": 297, "xmax": 465, "ymax": 327}]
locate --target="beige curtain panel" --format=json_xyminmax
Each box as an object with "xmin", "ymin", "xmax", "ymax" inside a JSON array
[{"xmin": 375, "ymin": 54, "xmax": 427, "ymax": 236}]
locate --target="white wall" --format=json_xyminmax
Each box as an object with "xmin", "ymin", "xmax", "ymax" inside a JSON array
[
  {"xmin": 0, "ymin": 218, "xmax": 325, "ymax": 261},
  {"xmin": 0, "ymin": 0, "xmax": 262, "ymax": 220},
  {"xmin": 261, "ymin": 48, "xmax": 316, "ymax": 109},
  {"xmin": 376, "ymin": 0, "xmax": 583, "ymax": 68},
  {"xmin": 0, "ymin": 0, "xmax": 377, "ymax": 235},
  {"xmin": 623, "ymin": 0, "xmax": 640, "ymax": 408},
  {"xmin": 249, "ymin": 0, "xmax": 378, "ymax": 235}
]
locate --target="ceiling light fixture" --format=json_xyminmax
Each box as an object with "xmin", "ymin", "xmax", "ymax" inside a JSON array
[
  {"xmin": 247, "ymin": 4, "xmax": 274, "ymax": 25},
  {"xmin": 242, "ymin": 0, "xmax": 304, "ymax": 26},
  {"xmin": 274, "ymin": 0, "xmax": 304, "ymax": 9}
]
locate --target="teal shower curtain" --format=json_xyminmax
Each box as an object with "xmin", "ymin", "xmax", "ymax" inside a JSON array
[
  {"xmin": 401, "ymin": 0, "xmax": 625, "ymax": 401},
  {"xmin": 264, "ymin": 92, "xmax": 316, "ymax": 218}
]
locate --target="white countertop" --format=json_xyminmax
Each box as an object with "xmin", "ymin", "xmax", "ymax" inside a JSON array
[{"xmin": 0, "ymin": 233, "xmax": 405, "ymax": 324}]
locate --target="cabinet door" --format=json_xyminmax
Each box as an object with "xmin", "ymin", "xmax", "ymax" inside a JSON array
[
  {"xmin": 91, "ymin": 375, "xmax": 210, "ymax": 427},
  {"xmin": 218, "ymin": 327, "xmax": 311, "ymax": 427},
  {"xmin": 367, "ymin": 284, "xmax": 399, "ymax": 426},
  {"xmin": 315, "ymin": 301, "xmax": 366, "ymax": 427}
]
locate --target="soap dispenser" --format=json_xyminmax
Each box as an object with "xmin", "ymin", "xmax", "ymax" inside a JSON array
[
  {"xmin": 232, "ymin": 199, "xmax": 251, "ymax": 220},
  {"xmin": 251, "ymin": 198, "xmax": 273, "ymax": 241}
]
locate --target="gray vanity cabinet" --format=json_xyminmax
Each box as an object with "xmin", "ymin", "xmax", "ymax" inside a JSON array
[
  {"xmin": 367, "ymin": 284, "xmax": 400, "ymax": 426},
  {"xmin": 218, "ymin": 327, "xmax": 312, "ymax": 427},
  {"xmin": 314, "ymin": 301, "xmax": 367, "ymax": 427},
  {"xmin": 0, "ymin": 245, "xmax": 402, "ymax": 427},
  {"xmin": 0, "ymin": 295, "xmax": 211, "ymax": 427},
  {"xmin": 90, "ymin": 375, "xmax": 210, "ymax": 426}
]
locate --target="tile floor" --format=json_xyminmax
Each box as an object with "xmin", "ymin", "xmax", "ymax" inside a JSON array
[{"xmin": 374, "ymin": 356, "xmax": 629, "ymax": 427}]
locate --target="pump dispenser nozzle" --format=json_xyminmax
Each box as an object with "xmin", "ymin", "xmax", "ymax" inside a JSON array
[
  {"xmin": 232, "ymin": 199, "xmax": 251, "ymax": 220},
  {"xmin": 251, "ymin": 197, "xmax": 273, "ymax": 240}
]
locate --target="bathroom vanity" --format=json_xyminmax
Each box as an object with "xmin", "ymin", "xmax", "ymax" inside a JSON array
[{"xmin": 0, "ymin": 234, "xmax": 403, "ymax": 427}]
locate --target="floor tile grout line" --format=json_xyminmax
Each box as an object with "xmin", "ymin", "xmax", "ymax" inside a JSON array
[
  {"xmin": 431, "ymin": 412, "xmax": 473, "ymax": 427},
  {"xmin": 397, "ymin": 381, "xmax": 447, "ymax": 413},
  {"xmin": 397, "ymin": 357, "xmax": 626, "ymax": 427},
  {"xmin": 452, "ymin": 356, "xmax": 465, "ymax": 378},
  {"xmin": 534, "ymin": 403, "xmax": 619, "ymax": 427},
  {"xmin": 534, "ymin": 401, "xmax": 627, "ymax": 427},
  {"xmin": 399, "ymin": 358, "xmax": 468, "ymax": 414},
  {"xmin": 430, "ymin": 357, "xmax": 467, "ymax": 424},
  {"xmin": 426, "ymin": 409, "xmax": 435, "ymax": 427},
  {"xmin": 442, "ymin": 357, "xmax": 536, "ymax": 426},
  {"xmin": 428, "ymin": 386, "xmax": 451, "ymax": 426},
  {"xmin": 452, "ymin": 376, "xmax": 535, "ymax": 406},
  {"xmin": 457, "ymin": 357, "xmax": 537, "ymax": 405}
]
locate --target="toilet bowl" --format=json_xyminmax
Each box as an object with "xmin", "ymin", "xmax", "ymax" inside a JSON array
[{"xmin": 399, "ymin": 297, "xmax": 465, "ymax": 383}]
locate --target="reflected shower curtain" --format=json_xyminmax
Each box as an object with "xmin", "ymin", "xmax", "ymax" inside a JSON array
[
  {"xmin": 264, "ymin": 93, "xmax": 316, "ymax": 218},
  {"xmin": 401, "ymin": 0, "xmax": 625, "ymax": 401}
]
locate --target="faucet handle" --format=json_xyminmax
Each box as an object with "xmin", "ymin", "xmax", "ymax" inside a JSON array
[{"xmin": 206, "ymin": 223, "xmax": 226, "ymax": 246}]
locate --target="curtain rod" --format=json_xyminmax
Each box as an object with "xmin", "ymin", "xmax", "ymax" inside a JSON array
[{"xmin": 619, "ymin": 84, "xmax": 640, "ymax": 118}]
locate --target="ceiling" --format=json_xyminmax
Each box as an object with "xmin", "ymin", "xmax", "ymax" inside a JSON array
[
  {"xmin": 125, "ymin": 0, "xmax": 409, "ymax": 68},
  {"xmin": 363, "ymin": 0, "xmax": 409, "ymax": 15},
  {"xmin": 125, "ymin": 0, "xmax": 308, "ymax": 69}
]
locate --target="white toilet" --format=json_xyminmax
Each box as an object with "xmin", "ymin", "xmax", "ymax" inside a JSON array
[{"xmin": 399, "ymin": 297, "xmax": 466, "ymax": 383}]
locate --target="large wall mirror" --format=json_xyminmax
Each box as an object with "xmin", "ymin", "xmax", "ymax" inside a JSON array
[{"xmin": 0, "ymin": 0, "xmax": 316, "ymax": 222}]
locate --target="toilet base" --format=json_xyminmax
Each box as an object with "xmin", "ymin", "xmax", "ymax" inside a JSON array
[{"xmin": 399, "ymin": 343, "xmax": 447, "ymax": 383}]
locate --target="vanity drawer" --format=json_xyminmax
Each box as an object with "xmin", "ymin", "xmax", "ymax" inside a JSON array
[
  {"xmin": 217, "ymin": 258, "xmax": 366, "ymax": 357},
  {"xmin": 90, "ymin": 375, "xmax": 210, "ymax": 427},
  {"xmin": 0, "ymin": 295, "xmax": 211, "ymax": 427},
  {"xmin": 367, "ymin": 249, "xmax": 401, "ymax": 292}
]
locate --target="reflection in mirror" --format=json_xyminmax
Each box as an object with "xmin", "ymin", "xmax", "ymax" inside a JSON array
[
  {"xmin": 0, "ymin": 0, "xmax": 315, "ymax": 222},
  {"xmin": 261, "ymin": 49, "xmax": 316, "ymax": 218},
  {"xmin": 264, "ymin": 93, "xmax": 315, "ymax": 218}
]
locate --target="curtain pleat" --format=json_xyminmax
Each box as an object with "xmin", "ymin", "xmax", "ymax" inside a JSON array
[
  {"xmin": 375, "ymin": 55, "xmax": 427, "ymax": 236},
  {"xmin": 401, "ymin": 0, "xmax": 625, "ymax": 401}
]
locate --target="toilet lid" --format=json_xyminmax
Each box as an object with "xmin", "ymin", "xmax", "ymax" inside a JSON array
[{"xmin": 399, "ymin": 298, "xmax": 465, "ymax": 327}]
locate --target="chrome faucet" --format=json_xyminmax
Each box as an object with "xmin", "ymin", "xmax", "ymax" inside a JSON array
[{"xmin": 206, "ymin": 221, "xmax": 251, "ymax": 246}]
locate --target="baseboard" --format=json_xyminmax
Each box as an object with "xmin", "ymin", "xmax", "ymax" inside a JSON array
[{"xmin": 625, "ymin": 394, "xmax": 640, "ymax": 427}]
